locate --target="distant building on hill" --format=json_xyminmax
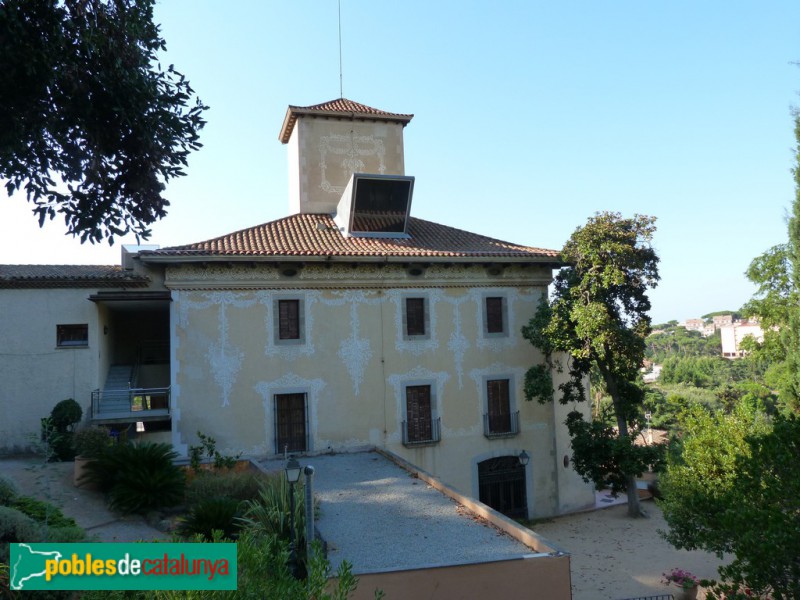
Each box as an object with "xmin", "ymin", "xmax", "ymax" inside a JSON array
[
  {"xmin": 642, "ymin": 364, "xmax": 662, "ymax": 383},
  {"xmin": 680, "ymin": 318, "xmax": 715, "ymax": 338},
  {"xmin": 712, "ymin": 314, "xmax": 734, "ymax": 327},
  {"xmin": 720, "ymin": 321, "xmax": 765, "ymax": 358},
  {"xmin": 682, "ymin": 318, "xmax": 705, "ymax": 333}
]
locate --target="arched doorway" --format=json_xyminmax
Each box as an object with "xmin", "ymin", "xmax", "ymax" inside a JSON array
[{"xmin": 478, "ymin": 456, "xmax": 527, "ymax": 518}]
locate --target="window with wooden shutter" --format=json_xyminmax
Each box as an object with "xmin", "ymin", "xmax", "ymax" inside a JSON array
[
  {"xmin": 405, "ymin": 298, "xmax": 426, "ymax": 336},
  {"xmin": 275, "ymin": 393, "xmax": 307, "ymax": 453},
  {"xmin": 485, "ymin": 297, "xmax": 505, "ymax": 334},
  {"xmin": 487, "ymin": 379, "xmax": 511, "ymax": 434},
  {"xmin": 405, "ymin": 385, "xmax": 432, "ymax": 442},
  {"xmin": 278, "ymin": 299, "xmax": 300, "ymax": 340}
]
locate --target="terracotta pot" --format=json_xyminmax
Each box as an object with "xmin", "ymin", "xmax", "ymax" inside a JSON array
[
  {"xmin": 674, "ymin": 584, "xmax": 699, "ymax": 600},
  {"xmin": 73, "ymin": 455, "xmax": 98, "ymax": 490}
]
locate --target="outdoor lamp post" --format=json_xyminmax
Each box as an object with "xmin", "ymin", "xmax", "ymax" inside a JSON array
[
  {"xmin": 518, "ymin": 450, "xmax": 530, "ymax": 467},
  {"xmin": 285, "ymin": 456, "xmax": 302, "ymax": 578}
]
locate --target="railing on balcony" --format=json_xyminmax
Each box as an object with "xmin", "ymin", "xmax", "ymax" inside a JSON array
[
  {"xmin": 402, "ymin": 417, "xmax": 441, "ymax": 447},
  {"xmin": 91, "ymin": 387, "xmax": 171, "ymax": 422},
  {"xmin": 483, "ymin": 411, "xmax": 520, "ymax": 439}
]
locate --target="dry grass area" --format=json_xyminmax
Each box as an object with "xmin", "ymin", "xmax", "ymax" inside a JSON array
[{"xmin": 531, "ymin": 500, "xmax": 726, "ymax": 600}]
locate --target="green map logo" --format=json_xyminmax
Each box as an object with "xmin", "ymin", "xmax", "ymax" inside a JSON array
[{"xmin": 9, "ymin": 543, "xmax": 237, "ymax": 591}]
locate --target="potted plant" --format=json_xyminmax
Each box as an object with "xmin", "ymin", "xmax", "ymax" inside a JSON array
[
  {"xmin": 662, "ymin": 568, "xmax": 701, "ymax": 600},
  {"xmin": 73, "ymin": 427, "xmax": 112, "ymax": 488}
]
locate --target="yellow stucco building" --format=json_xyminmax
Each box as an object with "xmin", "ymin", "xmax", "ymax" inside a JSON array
[{"xmin": 0, "ymin": 99, "xmax": 594, "ymax": 518}]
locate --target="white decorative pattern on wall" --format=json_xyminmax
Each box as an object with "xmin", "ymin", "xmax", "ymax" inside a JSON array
[
  {"xmin": 180, "ymin": 291, "xmax": 256, "ymax": 407},
  {"xmin": 471, "ymin": 288, "xmax": 539, "ymax": 352},
  {"xmin": 259, "ymin": 291, "xmax": 318, "ymax": 360},
  {"xmin": 441, "ymin": 295, "xmax": 470, "ymax": 389},
  {"xmin": 318, "ymin": 290, "xmax": 381, "ymax": 396},
  {"xmin": 319, "ymin": 134, "xmax": 386, "ymax": 194},
  {"xmin": 390, "ymin": 289, "xmax": 442, "ymax": 355}
]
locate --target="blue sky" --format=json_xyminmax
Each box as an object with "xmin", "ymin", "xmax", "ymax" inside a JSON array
[{"xmin": 1, "ymin": 1, "xmax": 799, "ymax": 324}]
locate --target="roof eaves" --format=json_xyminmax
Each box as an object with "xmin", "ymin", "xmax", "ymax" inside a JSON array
[
  {"xmin": 279, "ymin": 104, "xmax": 414, "ymax": 144},
  {"xmin": 138, "ymin": 252, "xmax": 562, "ymax": 266}
]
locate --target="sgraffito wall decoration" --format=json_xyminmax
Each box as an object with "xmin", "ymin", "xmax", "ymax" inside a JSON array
[
  {"xmin": 178, "ymin": 291, "xmax": 257, "ymax": 407},
  {"xmin": 318, "ymin": 290, "xmax": 382, "ymax": 396},
  {"xmin": 318, "ymin": 134, "xmax": 386, "ymax": 194},
  {"xmin": 389, "ymin": 289, "xmax": 443, "ymax": 355},
  {"xmin": 259, "ymin": 290, "xmax": 318, "ymax": 360},
  {"xmin": 441, "ymin": 295, "xmax": 470, "ymax": 389}
]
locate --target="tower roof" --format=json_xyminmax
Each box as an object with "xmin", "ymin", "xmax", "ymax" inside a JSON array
[{"xmin": 279, "ymin": 98, "xmax": 414, "ymax": 143}]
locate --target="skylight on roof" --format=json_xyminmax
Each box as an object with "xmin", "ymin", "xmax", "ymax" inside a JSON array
[{"xmin": 335, "ymin": 174, "xmax": 415, "ymax": 238}]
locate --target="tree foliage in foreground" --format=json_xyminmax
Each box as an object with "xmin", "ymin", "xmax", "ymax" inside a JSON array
[
  {"xmin": 523, "ymin": 211, "xmax": 664, "ymax": 517},
  {"xmin": 660, "ymin": 405, "xmax": 800, "ymax": 599},
  {"xmin": 742, "ymin": 112, "xmax": 800, "ymax": 413},
  {"xmin": 0, "ymin": 0, "xmax": 207, "ymax": 244}
]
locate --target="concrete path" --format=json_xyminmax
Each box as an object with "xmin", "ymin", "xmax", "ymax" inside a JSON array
[{"xmin": 0, "ymin": 455, "xmax": 169, "ymax": 542}]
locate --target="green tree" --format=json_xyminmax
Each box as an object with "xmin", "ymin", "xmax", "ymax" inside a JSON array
[
  {"xmin": 523, "ymin": 211, "xmax": 663, "ymax": 517},
  {"xmin": 660, "ymin": 405, "xmax": 799, "ymax": 598},
  {"xmin": 0, "ymin": 0, "xmax": 207, "ymax": 244},
  {"xmin": 742, "ymin": 112, "xmax": 800, "ymax": 413}
]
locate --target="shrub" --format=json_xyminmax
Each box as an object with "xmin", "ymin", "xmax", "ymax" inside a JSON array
[
  {"xmin": 82, "ymin": 442, "xmax": 185, "ymax": 514},
  {"xmin": 50, "ymin": 399, "xmax": 82, "ymax": 432},
  {"xmin": 0, "ymin": 506, "xmax": 40, "ymax": 562},
  {"xmin": 0, "ymin": 476, "xmax": 17, "ymax": 506},
  {"xmin": 12, "ymin": 496, "xmax": 78, "ymax": 529},
  {"xmin": 241, "ymin": 475, "xmax": 307, "ymax": 555},
  {"xmin": 185, "ymin": 470, "xmax": 270, "ymax": 507},
  {"xmin": 44, "ymin": 525, "xmax": 86, "ymax": 544},
  {"xmin": 178, "ymin": 497, "xmax": 243, "ymax": 540},
  {"xmin": 188, "ymin": 431, "xmax": 242, "ymax": 473},
  {"xmin": 42, "ymin": 399, "xmax": 83, "ymax": 461},
  {"xmin": 74, "ymin": 427, "xmax": 113, "ymax": 458}
]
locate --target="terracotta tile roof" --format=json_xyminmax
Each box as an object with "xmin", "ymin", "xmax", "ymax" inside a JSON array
[
  {"xmin": 0, "ymin": 265, "xmax": 150, "ymax": 288},
  {"xmin": 142, "ymin": 214, "xmax": 560, "ymax": 262},
  {"xmin": 279, "ymin": 98, "xmax": 414, "ymax": 143}
]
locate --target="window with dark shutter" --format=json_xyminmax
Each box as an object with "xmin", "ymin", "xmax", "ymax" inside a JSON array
[
  {"xmin": 275, "ymin": 393, "xmax": 307, "ymax": 453},
  {"xmin": 278, "ymin": 299, "xmax": 300, "ymax": 340},
  {"xmin": 405, "ymin": 298, "xmax": 426, "ymax": 336},
  {"xmin": 486, "ymin": 297, "xmax": 505, "ymax": 334},
  {"xmin": 487, "ymin": 379, "xmax": 511, "ymax": 433},
  {"xmin": 405, "ymin": 385, "xmax": 432, "ymax": 442}
]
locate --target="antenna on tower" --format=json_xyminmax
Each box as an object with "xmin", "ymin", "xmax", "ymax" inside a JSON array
[{"xmin": 338, "ymin": 0, "xmax": 343, "ymax": 98}]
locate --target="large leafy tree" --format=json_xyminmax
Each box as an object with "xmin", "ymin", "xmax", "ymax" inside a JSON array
[
  {"xmin": 523, "ymin": 211, "xmax": 662, "ymax": 517},
  {"xmin": 0, "ymin": 0, "xmax": 207, "ymax": 244},
  {"xmin": 660, "ymin": 404, "xmax": 800, "ymax": 598},
  {"xmin": 742, "ymin": 112, "xmax": 800, "ymax": 413}
]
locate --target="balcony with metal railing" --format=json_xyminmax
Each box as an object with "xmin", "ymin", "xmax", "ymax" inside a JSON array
[
  {"xmin": 90, "ymin": 387, "xmax": 170, "ymax": 424},
  {"xmin": 483, "ymin": 411, "xmax": 520, "ymax": 439},
  {"xmin": 402, "ymin": 417, "xmax": 441, "ymax": 447}
]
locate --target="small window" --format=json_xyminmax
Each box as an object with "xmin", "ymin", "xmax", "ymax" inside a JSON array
[
  {"xmin": 57, "ymin": 324, "xmax": 88, "ymax": 348},
  {"xmin": 278, "ymin": 299, "xmax": 300, "ymax": 340},
  {"xmin": 273, "ymin": 297, "xmax": 305, "ymax": 345},
  {"xmin": 484, "ymin": 296, "xmax": 508, "ymax": 337},
  {"xmin": 405, "ymin": 297, "xmax": 426, "ymax": 337}
]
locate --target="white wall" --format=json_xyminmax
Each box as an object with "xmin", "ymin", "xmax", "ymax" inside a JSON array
[{"xmin": 0, "ymin": 289, "xmax": 101, "ymax": 452}]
